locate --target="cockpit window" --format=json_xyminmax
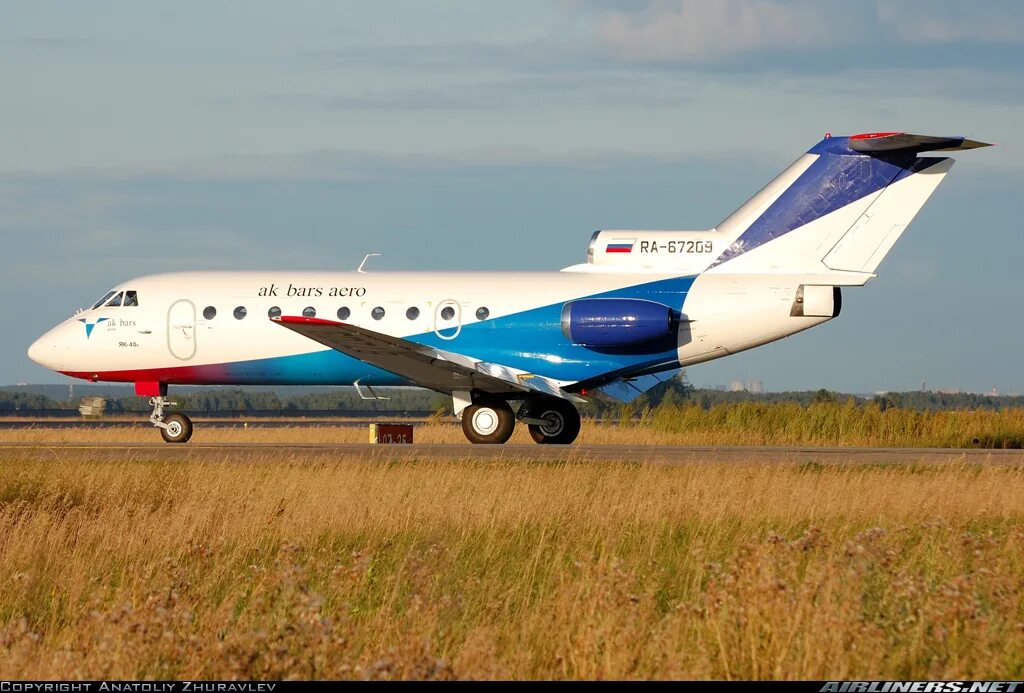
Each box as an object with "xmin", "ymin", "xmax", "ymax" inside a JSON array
[
  {"xmin": 91, "ymin": 290, "xmax": 138, "ymax": 309},
  {"xmin": 91, "ymin": 290, "xmax": 117, "ymax": 310}
]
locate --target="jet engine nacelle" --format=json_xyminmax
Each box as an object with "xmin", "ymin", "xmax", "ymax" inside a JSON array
[{"xmin": 560, "ymin": 298, "xmax": 675, "ymax": 348}]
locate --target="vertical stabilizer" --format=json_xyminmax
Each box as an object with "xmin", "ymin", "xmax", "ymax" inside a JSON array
[{"xmin": 707, "ymin": 133, "xmax": 990, "ymax": 276}]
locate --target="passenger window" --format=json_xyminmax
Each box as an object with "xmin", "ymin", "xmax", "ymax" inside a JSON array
[
  {"xmin": 203, "ymin": 306, "xmax": 217, "ymax": 320},
  {"xmin": 234, "ymin": 306, "xmax": 247, "ymax": 320},
  {"xmin": 123, "ymin": 291, "xmax": 139, "ymax": 307},
  {"xmin": 337, "ymin": 307, "xmax": 351, "ymax": 320},
  {"xmin": 406, "ymin": 307, "xmax": 419, "ymax": 320},
  {"xmin": 441, "ymin": 306, "xmax": 455, "ymax": 321},
  {"xmin": 105, "ymin": 292, "xmax": 124, "ymax": 307},
  {"xmin": 371, "ymin": 307, "xmax": 385, "ymax": 320},
  {"xmin": 303, "ymin": 306, "xmax": 316, "ymax": 318},
  {"xmin": 268, "ymin": 306, "xmax": 281, "ymax": 318},
  {"xmin": 476, "ymin": 307, "xmax": 489, "ymax": 320},
  {"xmin": 92, "ymin": 290, "xmax": 116, "ymax": 309}
]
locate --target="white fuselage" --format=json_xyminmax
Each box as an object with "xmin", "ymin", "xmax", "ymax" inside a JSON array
[{"xmin": 28, "ymin": 270, "xmax": 835, "ymax": 389}]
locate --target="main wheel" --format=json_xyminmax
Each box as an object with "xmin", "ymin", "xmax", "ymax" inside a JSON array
[
  {"xmin": 527, "ymin": 399, "xmax": 581, "ymax": 445},
  {"xmin": 461, "ymin": 399, "xmax": 515, "ymax": 444},
  {"xmin": 160, "ymin": 413, "xmax": 193, "ymax": 444}
]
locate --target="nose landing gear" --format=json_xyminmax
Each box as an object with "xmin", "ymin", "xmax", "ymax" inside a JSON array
[{"xmin": 150, "ymin": 396, "xmax": 193, "ymax": 444}]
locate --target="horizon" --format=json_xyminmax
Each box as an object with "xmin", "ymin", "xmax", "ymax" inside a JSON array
[{"xmin": 4, "ymin": 381, "xmax": 1020, "ymax": 400}]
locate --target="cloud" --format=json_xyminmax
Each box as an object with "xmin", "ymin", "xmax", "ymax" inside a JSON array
[
  {"xmin": 593, "ymin": 0, "xmax": 842, "ymax": 62},
  {"xmin": 0, "ymin": 36, "xmax": 95, "ymax": 51},
  {"xmin": 0, "ymin": 184, "xmax": 167, "ymax": 237},
  {"xmin": 12, "ymin": 144, "xmax": 759, "ymax": 184},
  {"xmin": 875, "ymin": 1, "xmax": 1024, "ymax": 44},
  {"xmin": 263, "ymin": 70, "xmax": 692, "ymax": 112},
  {"xmin": 301, "ymin": 39, "xmax": 599, "ymax": 73},
  {"xmin": 584, "ymin": 0, "xmax": 1024, "ymax": 64}
]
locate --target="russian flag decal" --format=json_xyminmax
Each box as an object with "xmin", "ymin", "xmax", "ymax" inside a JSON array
[{"xmin": 606, "ymin": 240, "xmax": 635, "ymax": 254}]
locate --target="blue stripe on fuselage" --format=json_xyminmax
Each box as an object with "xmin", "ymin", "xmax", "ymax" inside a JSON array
[{"xmin": 208, "ymin": 274, "xmax": 696, "ymax": 386}]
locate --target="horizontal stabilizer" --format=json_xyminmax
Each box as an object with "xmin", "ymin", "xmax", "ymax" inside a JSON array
[{"xmin": 848, "ymin": 132, "xmax": 992, "ymax": 154}]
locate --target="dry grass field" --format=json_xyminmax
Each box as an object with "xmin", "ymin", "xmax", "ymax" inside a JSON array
[{"xmin": 1, "ymin": 428, "xmax": 1024, "ymax": 679}]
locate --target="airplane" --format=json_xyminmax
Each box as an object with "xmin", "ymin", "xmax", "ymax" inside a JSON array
[{"xmin": 27, "ymin": 132, "xmax": 990, "ymax": 445}]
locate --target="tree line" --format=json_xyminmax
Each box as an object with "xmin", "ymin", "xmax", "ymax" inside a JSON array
[{"xmin": 1, "ymin": 376, "xmax": 1021, "ymax": 415}]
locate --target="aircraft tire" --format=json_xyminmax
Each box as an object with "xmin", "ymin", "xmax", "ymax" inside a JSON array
[
  {"xmin": 461, "ymin": 400, "xmax": 515, "ymax": 444},
  {"xmin": 160, "ymin": 413, "xmax": 193, "ymax": 444},
  {"xmin": 527, "ymin": 398, "xmax": 581, "ymax": 445}
]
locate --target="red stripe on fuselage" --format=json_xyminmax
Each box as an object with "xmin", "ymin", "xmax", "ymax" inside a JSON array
[{"xmin": 60, "ymin": 364, "xmax": 228, "ymax": 385}]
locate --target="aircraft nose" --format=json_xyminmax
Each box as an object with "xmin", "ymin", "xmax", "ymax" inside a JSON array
[{"xmin": 28, "ymin": 328, "xmax": 64, "ymax": 371}]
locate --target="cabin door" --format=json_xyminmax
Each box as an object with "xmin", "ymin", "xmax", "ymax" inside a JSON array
[
  {"xmin": 167, "ymin": 300, "xmax": 197, "ymax": 360},
  {"xmin": 433, "ymin": 299, "xmax": 462, "ymax": 340}
]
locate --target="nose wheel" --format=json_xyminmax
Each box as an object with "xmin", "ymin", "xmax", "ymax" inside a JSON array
[
  {"xmin": 160, "ymin": 413, "xmax": 193, "ymax": 443},
  {"xmin": 150, "ymin": 396, "xmax": 193, "ymax": 444}
]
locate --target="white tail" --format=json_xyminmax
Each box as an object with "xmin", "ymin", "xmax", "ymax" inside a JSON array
[
  {"xmin": 822, "ymin": 158, "xmax": 951, "ymax": 273},
  {"xmin": 706, "ymin": 133, "xmax": 988, "ymax": 277}
]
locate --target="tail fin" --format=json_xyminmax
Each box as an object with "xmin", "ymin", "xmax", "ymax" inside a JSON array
[{"xmin": 708, "ymin": 133, "xmax": 991, "ymax": 276}]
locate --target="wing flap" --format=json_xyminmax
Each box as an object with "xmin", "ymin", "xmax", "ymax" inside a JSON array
[{"xmin": 595, "ymin": 368, "xmax": 682, "ymax": 403}]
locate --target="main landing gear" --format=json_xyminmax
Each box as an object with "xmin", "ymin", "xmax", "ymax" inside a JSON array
[
  {"xmin": 522, "ymin": 398, "xmax": 582, "ymax": 445},
  {"xmin": 455, "ymin": 392, "xmax": 581, "ymax": 445},
  {"xmin": 150, "ymin": 395, "xmax": 193, "ymax": 444},
  {"xmin": 461, "ymin": 397, "xmax": 516, "ymax": 444}
]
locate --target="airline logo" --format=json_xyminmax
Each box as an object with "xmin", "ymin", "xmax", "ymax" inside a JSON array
[
  {"xmin": 79, "ymin": 317, "xmax": 109, "ymax": 339},
  {"xmin": 606, "ymin": 239, "xmax": 635, "ymax": 254}
]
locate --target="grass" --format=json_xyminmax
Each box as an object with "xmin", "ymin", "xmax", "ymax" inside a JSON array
[
  {"xmin": 1, "ymin": 443, "xmax": 1024, "ymax": 679},
  {"xmin": 638, "ymin": 400, "xmax": 1024, "ymax": 448}
]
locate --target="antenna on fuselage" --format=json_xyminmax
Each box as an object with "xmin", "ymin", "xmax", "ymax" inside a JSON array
[{"xmin": 357, "ymin": 253, "xmax": 381, "ymax": 273}]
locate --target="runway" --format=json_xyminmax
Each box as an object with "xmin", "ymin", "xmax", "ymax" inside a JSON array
[
  {"xmin": 0, "ymin": 419, "xmax": 431, "ymax": 429},
  {"xmin": 1, "ymin": 442, "xmax": 1021, "ymax": 464}
]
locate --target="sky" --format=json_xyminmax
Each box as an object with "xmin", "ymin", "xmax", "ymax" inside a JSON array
[{"xmin": 2, "ymin": 0, "xmax": 1023, "ymax": 393}]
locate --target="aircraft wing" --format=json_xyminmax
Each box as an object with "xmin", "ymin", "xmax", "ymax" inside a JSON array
[
  {"xmin": 271, "ymin": 315, "xmax": 581, "ymax": 401},
  {"xmin": 565, "ymin": 360, "xmax": 683, "ymax": 403}
]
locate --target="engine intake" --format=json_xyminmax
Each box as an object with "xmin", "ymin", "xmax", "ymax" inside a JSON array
[{"xmin": 561, "ymin": 298, "xmax": 675, "ymax": 348}]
